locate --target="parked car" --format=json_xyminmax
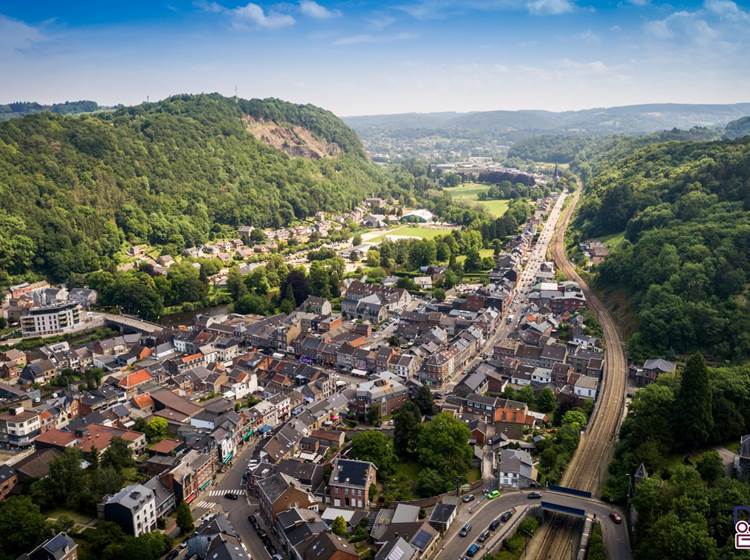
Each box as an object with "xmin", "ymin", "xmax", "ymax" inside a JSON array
[
  {"xmin": 486, "ymin": 489, "xmax": 501, "ymax": 499},
  {"xmin": 527, "ymin": 491, "xmax": 542, "ymax": 499},
  {"xmin": 477, "ymin": 530, "xmax": 491, "ymax": 543},
  {"xmin": 500, "ymin": 509, "xmax": 515, "ymax": 522},
  {"xmin": 489, "ymin": 519, "xmax": 501, "ymax": 531},
  {"xmin": 466, "ymin": 543, "xmax": 482, "ymax": 557},
  {"xmin": 166, "ymin": 551, "xmax": 179, "ymax": 560},
  {"xmin": 610, "ymin": 512, "xmax": 623, "ymax": 524},
  {"xmin": 224, "ymin": 492, "xmax": 238, "ymax": 500},
  {"xmin": 462, "ymin": 494, "xmax": 476, "ymax": 503},
  {"xmin": 459, "ymin": 523, "xmax": 472, "ymax": 537}
]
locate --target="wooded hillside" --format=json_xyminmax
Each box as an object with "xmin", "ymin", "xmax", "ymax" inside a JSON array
[
  {"xmin": 0, "ymin": 93, "xmax": 384, "ymax": 283},
  {"xmin": 573, "ymin": 137, "xmax": 750, "ymax": 361}
]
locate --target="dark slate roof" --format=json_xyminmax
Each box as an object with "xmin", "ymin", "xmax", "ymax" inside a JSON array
[
  {"xmin": 330, "ymin": 458, "xmax": 373, "ymax": 489},
  {"xmin": 303, "ymin": 532, "xmax": 357, "ymax": 560},
  {"xmin": 429, "ymin": 503, "xmax": 456, "ymax": 524}
]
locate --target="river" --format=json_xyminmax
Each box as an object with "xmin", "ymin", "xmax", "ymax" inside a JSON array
[{"xmin": 160, "ymin": 304, "xmax": 231, "ymax": 328}]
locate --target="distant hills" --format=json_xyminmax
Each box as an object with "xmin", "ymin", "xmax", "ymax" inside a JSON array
[
  {"xmin": 346, "ymin": 103, "xmax": 750, "ymax": 136},
  {"xmin": 0, "ymin": 100, "xmax": 102, "ymax": 120},
  {"xmin": 724, "ymin": 116, "xmax": 750, "ymax": 140}
]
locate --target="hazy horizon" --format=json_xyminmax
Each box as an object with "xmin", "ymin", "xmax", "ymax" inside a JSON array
[{"xmin": 2, "ymin": 0, "xmax": 749, "ymax": 116}]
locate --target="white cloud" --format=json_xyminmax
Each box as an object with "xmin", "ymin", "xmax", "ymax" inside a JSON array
[
  {"xmin": 645, "ymin": 11, "xmax": 718, "ymax": 44},
  {"xmin": 195, "ymin": 1, "xmax": 225, "ymax": 13},
  {"xmin": 527, "ymin": 0, "xmax": 574, "ymax": 15},
  {"xmin": 299, "ymin": 1, "xmax": 340, "ymax": 19},
  {"xmin": 231, "ymin": 3, "xmax": 295, "ymax": 29},
  {"xmin": 643, "ymin": 18, "xmax": 673, "ymax": 39},
  {"xmin": 575, "ymin": 29, "xmax": 600, "ymax": 44},
  {"xmin": 367, "ymin": 14, "xmax": 396, "ymax": 30},
  {"xmin": 332, "ymin": 31, "xmax": 417, "ymax": 45},
  {"xmin": 397, "ymin": 0, "xmax": 576, "ymax": 20},
  {"xmin": 0, "ymin": 14, "xmax": 45, "ymax": 56},
  {"xmin": 704, "ymin": 0, "xmax": 750, "ymax": 21}
]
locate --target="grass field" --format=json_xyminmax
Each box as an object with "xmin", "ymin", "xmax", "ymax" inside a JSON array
[
  {"xmin": 364, "ymin": 224, "xmax": 455, "ymax": 243},
  {"xmin": 599, "ymin": 231, "xmax": 626, "ymax": 251},
  {"xmin": 455, "ymin": 248, "xmax": 494, "ymax": 265},
  {"xmin": 444, "ymin": 182, "xmax": 511, "ymax": 218}
]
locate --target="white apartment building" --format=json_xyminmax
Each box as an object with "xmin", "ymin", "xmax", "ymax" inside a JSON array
[
  {"xmin": 104, "ymin": 484, "xmax": 157, "ymax": 537},
  {"xmin": 20, "ymin": 301, "xmax": 82, "ymax": 337}
]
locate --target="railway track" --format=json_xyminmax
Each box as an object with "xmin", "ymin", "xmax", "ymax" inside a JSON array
[{"xmin": 531, "ymin": 180, "xmax": 629, "ymax": 560}]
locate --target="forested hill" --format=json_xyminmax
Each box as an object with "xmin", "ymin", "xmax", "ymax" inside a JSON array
[
  {"xmin": 725, "ymin": 116, "xmax": 750, "ymax": 140},
  {"xmin": 0, "ymin": 100, "xmax": 101, "ymax": 120},
  {"xmin": 573, "ymin": 137, "xmax": 750, "ymax": 361},
  {"xmin": 0, "ymin": 93, "xmax": 384, "ymax": 283}
]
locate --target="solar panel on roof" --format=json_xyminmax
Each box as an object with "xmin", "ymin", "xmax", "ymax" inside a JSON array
[{"xmin": 412, "ymin": 530, "xmax": 432, "ymax": 550}]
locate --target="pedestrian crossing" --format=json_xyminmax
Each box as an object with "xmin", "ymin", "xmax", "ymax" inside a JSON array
[
  {"xmin": 194, "ymin": 500, "xmax": 218, "ymax": 510},
  {"xmin": 207, "ymin": 489, "xmax": 245, "ymax": 497}
]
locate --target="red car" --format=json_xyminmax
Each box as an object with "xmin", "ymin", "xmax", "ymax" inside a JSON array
[{"xmin": 609, "ymin": 512, "xmax": 622, "ymax": 524}]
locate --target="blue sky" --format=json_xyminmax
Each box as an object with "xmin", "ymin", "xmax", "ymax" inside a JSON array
[{"xmin": 1, "ymin": 0, "xmax": 748, "ymax": 115}]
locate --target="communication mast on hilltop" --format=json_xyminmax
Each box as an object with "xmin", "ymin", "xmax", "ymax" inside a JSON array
[{"xmin": 234, "ymin": 85, "xmax": 238, "ymax": 103}]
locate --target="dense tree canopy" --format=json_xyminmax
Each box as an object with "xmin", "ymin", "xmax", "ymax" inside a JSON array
[
  {"xmin": 574, "ymin": 137, "xmax": 750, "ymax": 360},
  {"xmin": 0, "ymin": 93, "xmax": 387, "ymax": 284}
]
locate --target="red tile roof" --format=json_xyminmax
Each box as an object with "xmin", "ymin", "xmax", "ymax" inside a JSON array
[
  {"xmin": 132, "ymin": 393, "xmax": 155, "ymax": 409},
  {"xmin": 119, "ymin": 368, "xmax": 153, "ymax": 388}
]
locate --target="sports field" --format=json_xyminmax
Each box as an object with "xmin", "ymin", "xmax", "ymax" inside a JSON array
[
  {"xmin": 444, "ymin": 182, "xmax": 511, "ymax": 218},
  {"xmin": 363, "ymin": 225, "xmax": 456, "ymax": 244}
]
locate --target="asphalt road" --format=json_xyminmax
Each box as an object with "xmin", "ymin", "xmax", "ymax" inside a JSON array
[
  {"xmin": 434, "ymin": 489, "xmax": 629, "ymax": 560},
  {"xmin": 191, "ymin": 443, "xmax": 272, "ymax": 560}
]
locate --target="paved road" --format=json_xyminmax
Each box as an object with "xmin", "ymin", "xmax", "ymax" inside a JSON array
[
  {"xmin": 434, "ymin": 489, "xmax": 629, "ymax": 560},
  {"xmin": 191, "ymin": 443, "xmax": 272, "ymax": 560},
  {"xmin": 530, "ymin": 180, "xmax": 630, "ymax": 560}
]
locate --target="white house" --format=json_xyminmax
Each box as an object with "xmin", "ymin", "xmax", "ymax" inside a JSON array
[
  {"xmin": 497, "ymin": 449, "xmax": 537, "ymax": 489},
  {"xmin": 573, "ymin": 375, "xmax": 598, "ymax": 399},
  {"xmin": 104, "ymin": 484, "xmax": 157, "ymax": 537}
]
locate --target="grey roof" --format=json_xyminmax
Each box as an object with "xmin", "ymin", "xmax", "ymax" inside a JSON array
[
  {"xmin": 374, "ymin": 537, "xmax": 417, "ymax": 560},
  {"xmin": 205, "ymin": 534, "xmax": 249, "ymax": 560},
  {"xmin": 497, "ymin": 449, "xmax": 533, "ymax": 474},
  {"xmin": 643, "ymin": 358, "xmax": 676, "ymax": 373},
  {"xmin": 330, "ymin": 458, "xmax": 374, "ymax": 489},
  {"xmin": 429, "ymin": 503, "xmax": 456, "ymax": 524},
  {"xmin": 303, "ymin": 532, "xmax": 357, "ymax": 560},
  {"xmin": 257, "ymin": 472, "xmax": 296, "ymax": 503},
  {"xmin": 105, "ymin": 483, "xmax": 154, "ymax": 511},
  {"xmin": 0, "ymin": 464, "xmax": 16, "ymax": 483}
]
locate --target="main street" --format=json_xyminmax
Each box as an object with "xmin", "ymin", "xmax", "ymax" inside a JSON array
[
  {"xmin": 433, "ymin": 489, "xmax": 630, "ymax": 560},
  {"xmin": 528, "ymin": 179, "xmax": 630, "ymax": 560},
  {"xmin": 191, "ymin": 443, "xmax": 272, "ymax": 560},
  {"xmin": 443, "ymin": 191, "xmax": 567, "ymax": 393}
]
